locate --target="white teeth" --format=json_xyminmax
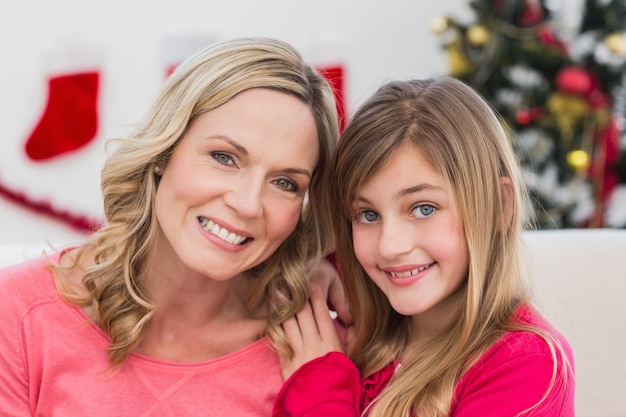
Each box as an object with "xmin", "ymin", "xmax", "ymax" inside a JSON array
[
  {"xmin": 225, "ymin": 232, "xmax": 239, "ymax": 244},
  {"xmin": 389, "ymin": 263, "xmax": 433, "ymax": 278},
  {"xmin": 390, "ymin": 269, "xmax": 418, "ymax": 278},
  {"xmin": 199, "ymin": 217, "xmax": 247, "ymax": 245}
]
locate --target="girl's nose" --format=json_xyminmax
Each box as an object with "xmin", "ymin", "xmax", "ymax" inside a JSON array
[{"xmin": 377, "ymin": 218, "xmax": 414, "ymax": 260}]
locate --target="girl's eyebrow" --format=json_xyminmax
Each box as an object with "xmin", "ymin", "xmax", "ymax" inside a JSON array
[
  {"xmin": 357, "ymin": 184, "xmax": 445, "ymax": 205},
  {"xmin": 398, "ymin": 183, "xmax": 446, "ymax": 198}
]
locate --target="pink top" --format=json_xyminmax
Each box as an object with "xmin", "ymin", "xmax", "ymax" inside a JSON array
[{"xmin": 0, "ymin": 253, "xmax": 284, "ymax": 416}]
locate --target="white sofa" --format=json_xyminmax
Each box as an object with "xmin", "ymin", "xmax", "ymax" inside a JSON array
[
  {"xmin": 520, "ymin": 229, "xmax": 626, "ymax": 417},
  {"xmin": 1, "ymin": 229, "xmax": 625, "ymax": 417}
]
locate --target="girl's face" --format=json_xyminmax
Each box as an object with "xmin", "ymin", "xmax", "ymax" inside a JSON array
[
  {"xmin": 154, "ymin": 88, "xmax": 319, "ymax": 281},
  {"xmin": 352, "ymin": 142, "xmax": 469, "ymax": 329}
]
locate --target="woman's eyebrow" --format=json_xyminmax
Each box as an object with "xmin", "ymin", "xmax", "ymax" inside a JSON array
[
  {"xmin": 206, "ymin": 135, "xmax": 248, "ymax": 156},
  {"xmin": 283, "ymin": 167, "xmax": 312, "ymax": 178}
]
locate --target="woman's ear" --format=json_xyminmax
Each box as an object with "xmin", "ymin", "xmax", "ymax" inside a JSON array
[{"xmin": 499, "ymin": 176, "xmax": 514, "ymax": 231}]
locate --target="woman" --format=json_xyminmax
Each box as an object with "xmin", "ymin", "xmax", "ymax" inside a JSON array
[{"xmin": 0, "ymin": 37, "xmax": 341, "ymax": 416}]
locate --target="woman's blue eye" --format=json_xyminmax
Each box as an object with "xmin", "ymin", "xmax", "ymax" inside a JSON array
[
  {"xmin": 273, "ymin": 178, "xmax": 298, "ymax": 192},
  {"xmin": 212, "ymin": 152, "xmax": 234, "ymax": 165},
  {"xmin": 357, "ymin": 210, "xmax": 379, "ymax": 223},
  {"xmin": 413, "ymin": 204, "xmax": 436, "ymax": 218}
]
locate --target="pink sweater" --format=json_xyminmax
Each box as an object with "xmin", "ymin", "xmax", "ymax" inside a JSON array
[
  {"xmin": 274, "ymin": 307, "xmax": 575, "ymax": 416},
  {"xmin": 0, "ymin": 253, "xmax": 284, "ymax": 416}
]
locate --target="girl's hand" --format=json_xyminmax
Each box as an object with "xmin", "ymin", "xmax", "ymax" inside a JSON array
[
  {"xmin": 307, "ymin": 256, "xmax": 353, "ymax": 327},
  {"xmin": 280, "ymin": 284, "xmax": 344, "ymax": 381}
]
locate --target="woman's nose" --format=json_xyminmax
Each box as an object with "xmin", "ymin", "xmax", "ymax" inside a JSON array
[{"xmin": 223, "ymin": 173, "xmax": 264, "ymax": 219}]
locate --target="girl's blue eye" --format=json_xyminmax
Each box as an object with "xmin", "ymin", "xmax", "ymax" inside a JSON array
[
  {"xmin": 212, "ymin": 152, "xmax": 234, "ymax": 165},
  {"xmin": 357, "ymin": 210, "xmax": 379, "ymax": 223},
  {"xmin": 412, "ymin": 204, "xmax": 436, "ymax": 218}
]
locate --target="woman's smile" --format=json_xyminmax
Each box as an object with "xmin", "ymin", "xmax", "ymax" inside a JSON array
[{"xmin": 153, "ymin": 88, "xmax": 319, "ymax": 281}]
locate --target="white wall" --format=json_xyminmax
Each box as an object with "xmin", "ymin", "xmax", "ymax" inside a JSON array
[
  {"xmin": 1, "ymin": 0, "xmax": 586, "ymax": 246},
  {"xmin": 0, "ymin": 0, "xmax": 471, "ymax": 245}
]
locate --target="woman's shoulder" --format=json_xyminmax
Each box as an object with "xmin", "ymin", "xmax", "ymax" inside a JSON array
[
  {"xmin": 0, "ymin": 251, "xmax": 57, "ymax": 288},
  {"xmin": 0, "ymin": 250, "xmax": 65, "ymax": 313}
]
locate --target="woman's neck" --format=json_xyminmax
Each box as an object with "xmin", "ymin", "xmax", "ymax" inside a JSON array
[{"xmin": 138, "ymin": 256, "xmax": 269, "ymax": 362}]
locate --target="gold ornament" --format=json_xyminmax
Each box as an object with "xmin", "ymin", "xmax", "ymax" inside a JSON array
[
  {"xmin": 545, "ymin": 93, "xmax": 590, "ymax": 144},
  {"xmin": 604, "ymin": 32, "xmax": 626, "ymax": 56},
  {"xmin": 567, "ymin": 149, "xmax": 590, "ymax": 171},
  {"xmin": 447, "ymin": 40, "xmax": 474, "ymax": 76},
  {"xmin": 431, "ymin": 16, "xmax": 450, "ymax": 34},
  {"xmin": 467, "ymin": 24, "xmax": 491, "ymax": 46}
]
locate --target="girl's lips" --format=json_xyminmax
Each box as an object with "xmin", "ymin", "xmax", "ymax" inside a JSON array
[
  {"xmin": 387, "ymin": 261, "xmax": 435, "ymax": 278},
  {"xmin": 384, "ymin": 262, "xmax": 436, "ymax": 286}
]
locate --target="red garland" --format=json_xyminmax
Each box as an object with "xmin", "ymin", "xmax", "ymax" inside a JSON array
[
  {"xmin": 0, "ymin": 179, "xmax": 102, "ymax": 233},
  {"xmin": 586, "ymin": 117, "xmax": 620, "ymax": 227}
]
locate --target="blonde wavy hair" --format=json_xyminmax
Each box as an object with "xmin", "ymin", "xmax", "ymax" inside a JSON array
[
  {"xmin": 328, "ymin": 77, "xmax": 570, "ymax": 416},
  {"xmin": 56, "ymin": 37, "xmax": 338, "ymax": 366}
]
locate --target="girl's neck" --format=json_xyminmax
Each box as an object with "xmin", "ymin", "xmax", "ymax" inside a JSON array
[{"xmin": 408, "ymin": 285, "xmax": 465, "ymax": 345}]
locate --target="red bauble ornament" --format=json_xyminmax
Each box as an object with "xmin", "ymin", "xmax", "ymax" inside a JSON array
[
  {"xmin": 587, "ymin": 90, "xmax": 611, "ymax": 108},
  {"xmin": 516, "ymin": 110, "xmax": 532, "ymax": 125},
  {"xmin": 519, "ymin": 0, "xmax": 543, "ymax": 26},
  {"xmin": 515, "ymin": 107, "xmax": 542, "ymax": 125},
  {"xmin": 538, "ymin": 26, "xmax": 568, "ymax": 53},
  {"xmin": 555, "ymin": 66, "xmax": 593, "ymax": 95}
]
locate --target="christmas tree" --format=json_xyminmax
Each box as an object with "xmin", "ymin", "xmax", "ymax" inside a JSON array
[{"xmin": 433, "ymin": 0, "xmax": 626, "ymax": 228}]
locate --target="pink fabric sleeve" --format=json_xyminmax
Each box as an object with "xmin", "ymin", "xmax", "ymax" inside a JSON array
[
  {"xmin": 272, "ymin": 352, "xmax": 361, "ymax": 417},
  {"xmin": 0, "ymin": 262, "xmax": 40, "ymax": 416},
  {"xmin": 452, "ymin": 331, "xmax": 575, "ymax": 416},
  {"xmin": 0, "ymin": 255, "xmax": 288, "ymax": 416}
]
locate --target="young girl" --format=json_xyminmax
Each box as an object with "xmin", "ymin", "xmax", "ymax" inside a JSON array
[{"xmin": 273, "ymin": 77, "xmax": 575, "ymax": 416}]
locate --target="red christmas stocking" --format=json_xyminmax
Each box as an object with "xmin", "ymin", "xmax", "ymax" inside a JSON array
[
  {"xmin": 25, "ymin": 70, "xmax": 100, "ymax": 161},
  {"xmin": 317, "ymin": 64, "xmax": 346, "ymax": 132}
]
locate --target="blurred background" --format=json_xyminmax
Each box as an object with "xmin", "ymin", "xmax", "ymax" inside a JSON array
[{"xmin": 1, "ymin": 0, "xmax": 623, "ymax": 247}]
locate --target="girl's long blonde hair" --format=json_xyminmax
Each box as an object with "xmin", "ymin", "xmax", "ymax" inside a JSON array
[
  {"xmin": 55, "ymin": 37, "xmax": 338, "ymax": 366},
  {"xmin": 328, "ymin": 77, "xmax": 570, "ymax": 416}
]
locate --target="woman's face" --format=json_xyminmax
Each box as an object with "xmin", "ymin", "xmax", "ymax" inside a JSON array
[
  {"xmin": 154, "ymin": 88, "xmax": 319, "ymax": 281},
  {"xmin": 351, "ymin": 142, "xmax": 469, "ymax": 328}
]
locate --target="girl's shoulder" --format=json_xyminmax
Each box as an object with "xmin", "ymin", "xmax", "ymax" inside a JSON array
[
  {"xmin": 511, "ymin": 304, "xmax": 573, "ymax": 356},
  {"xmin": 477, "ymin": 304, "xmax": 573, "ymax": 367},
  {"xmin": 453, "ymin": 304, "xmax": 575, "ymax": 416}
]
